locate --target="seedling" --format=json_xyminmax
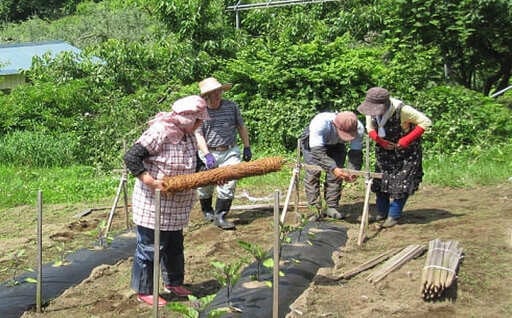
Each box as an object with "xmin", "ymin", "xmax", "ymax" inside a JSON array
[
  {"xmin": 52, "ymin": 242, "xmax": 71, "ymax": 267},
  {"xmin": 166, "ymin": 294, "xmax": 229, "ymax": 317},
  {"xmin": 3, "ymin": 249, "xmax": 27, "ymax": 286},
  {"xmin": 89, "ymin": 220, "xmax": 113, "ymax": 247},
  {"xmin": 238, "ymin": 240, "xmax": 270, "ymax": 281},
  {"xmin": 211, "ymin": 260, "xmax": 245, "ymax": 307}
]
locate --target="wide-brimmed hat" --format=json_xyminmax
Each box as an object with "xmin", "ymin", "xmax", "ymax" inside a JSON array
[
  {"xmin": 357, "ymin": 87, "xmax": 390, "ymax": 116},
  {"xmin": 333, "ymin": 111, "xmax": 358, "ymax": 141},
  {"xmin": 199, "ymin": 77, "xmax": 232, "ymax": 96}
]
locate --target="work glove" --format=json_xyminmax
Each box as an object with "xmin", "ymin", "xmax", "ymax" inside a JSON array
[
  {"xmin": 205, "ymin": 153, "xmax": 216, "ymax": 169},
  {"xmin": 243, "ymin": 147, "xmax": 252, "ymax": 162}
]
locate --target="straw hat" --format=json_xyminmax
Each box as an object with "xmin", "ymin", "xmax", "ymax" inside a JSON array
[{"xmin": 198, "ymin": 77, "xmax": 232, "ymax": 96}]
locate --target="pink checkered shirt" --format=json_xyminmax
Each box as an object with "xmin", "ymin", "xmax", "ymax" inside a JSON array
[{"xmin": 131, "ymin": 128, "xmax": 198, "ymax": 231}]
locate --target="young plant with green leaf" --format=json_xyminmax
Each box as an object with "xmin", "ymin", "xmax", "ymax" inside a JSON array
[
  {"xmin": 237, "ymin": 240, "xmax": 271, "ymax": 281},
  {"xmin": 52, "ymin": 242, "xmax": 71, "ymax": 267},
  {"xmin": 2, "ymin": 249, "xmax": 28, "ymax": 286},
  {"xmin": 167, "ymin": 294, "xmax": 229, "ymax": 318},
  {"xmin": 211, "ymin": 260, "xmax": 245, "ymax": 307}
]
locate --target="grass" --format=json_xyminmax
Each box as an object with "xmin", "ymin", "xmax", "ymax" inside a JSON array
[
  {"xmin": 0, "ymin": 165, "xmax": 132, "ymax": 209},
  {"xmin": 0, "ymin": 142, "xmax": 510, "ymax": 209},
  {"xmin": 423, "ymin": 142, "xmax": 512, "ymax": 187}
]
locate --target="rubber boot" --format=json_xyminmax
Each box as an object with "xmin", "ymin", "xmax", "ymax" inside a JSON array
[
  {"xmin": 214, "ymin": 198, "xmax": 235, "ymax": 230},
  {"xmin": 323, "ymin": 207, "xmax": 344, "ymax": 220},
  {"xmin": 199, "ymin": 198, "xmax": 215, "ymax": 222}
]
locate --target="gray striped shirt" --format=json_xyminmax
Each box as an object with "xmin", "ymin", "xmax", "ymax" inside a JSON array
[{"xmin": 199, "ymin": 99, "xmax": 245, "ymax": 147}]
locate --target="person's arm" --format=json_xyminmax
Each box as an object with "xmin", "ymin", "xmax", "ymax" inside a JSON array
[
  {"xmin": 368, "ymin": 130, "xmax": 395, "ymax": 150},
  {"xmin": 194, "ymin": 129, "xmax": 209, "ymax": 155},
  {"xmin": 347, "ymin": 122, "xmax": 364, "ymax": 171},
  {"xmin": 310, "ymin": 146, "xmax": 338, "ymax": 173},
  {"xmin": 398, "ymin": 105, "xmax": 432, "ymax": 148},
  {"xmin": 123, "ymin": 143, "xmax": 162, "ymax": 190},
  {"xmin": 365, "ymin": 115, "xmax": 395, "ymax": 150},
  {"xmin": 195, "ymin": 129, "xmax": 216, "ymax": 169},
  {"xmin": 238, "ymin": 125, "xmax": 252, "ymax": 161}
]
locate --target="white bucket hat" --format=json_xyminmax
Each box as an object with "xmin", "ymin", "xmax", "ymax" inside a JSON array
[{"xmin": 199, "ymin": 77, "xmax": 232, "ymax": 96}]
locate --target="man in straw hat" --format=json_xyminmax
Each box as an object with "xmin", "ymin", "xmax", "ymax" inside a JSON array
[
  {"xmin": 124, "ymin": 95, "xmax": 209, "ymax": 306},
  {"xmin": 299, "ymin": 111, "xmax": 364, "ymax": 220},
  {"xmin": 357, "ymin": 87, "xmax": 432, "ymax": 228},
  {"xmin": 194, "ymin": 77, "xmax": 252, "ymax": 230}
]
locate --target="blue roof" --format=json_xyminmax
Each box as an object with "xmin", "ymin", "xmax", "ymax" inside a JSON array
[{"xmin": 0, "ymin": 40, "xmax": 82, "ymax": 75}]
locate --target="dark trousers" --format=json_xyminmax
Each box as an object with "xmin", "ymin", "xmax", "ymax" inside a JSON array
[
  {"xmin": 302, "ymin": 143, "xmax": 347, "ymax": 208},
  {"xmin": 131, "ymin": 225, "xmax": 185, "ymax": 294}
]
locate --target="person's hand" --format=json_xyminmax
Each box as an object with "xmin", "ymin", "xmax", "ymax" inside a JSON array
[
  {"xmin": 152, "ymin": 179, "xmax": 164, "ymax": 191},
  {"xmin": 216, "ymin": 179, "xmax": 229, "ymax": 186},
  {"xmin": 205, "ymin": 153, "xmax": 216, "ymax": 169},
  {"xmin": 139, "ymin": 172, "xmax": 164, "ymax": 190},
  {"xmin": 333, "ymin": 168, "xmax": 357, "ymax": 182},
  {"xmin": 243, "ymin": 147, "xmax": 252, "ymax": 161},
  {"xmin": 345, "ymin": 174, "xmax": 358, "ymax": 183},
  {"xmin": 380, "ymin": 139, "xmax": 396, "ymax": 150}
]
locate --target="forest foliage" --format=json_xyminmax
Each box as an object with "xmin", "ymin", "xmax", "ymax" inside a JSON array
[{"xmin": 0, "ymin": 0, "xmax": 511, "ymax": 170}]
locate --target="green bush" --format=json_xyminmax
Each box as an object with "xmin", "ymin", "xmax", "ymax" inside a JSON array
[
  {"xmin": 417, "ymin": 86, "xmax": 512, "ymax": 155},
  {"xmin": 0, "ymin": 130, "xmax": 79, "ymax": 167}
]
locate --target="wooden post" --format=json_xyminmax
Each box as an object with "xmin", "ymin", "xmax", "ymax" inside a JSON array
[
  {"xmin": 357, "ymin": 178, "xmax": 373, "ymax": 246},
  {"xmin": 357, "ymin": 134, "xmax": 374, "ymax": 246},
  {"xmin": 294, "ymin": 140, "xmax": 301, "ymax": 216},
  {"xmin": 102, "ymin": 171, "xmax": 127, "ymax": 246},
  {"xmin": 36, "ymin": 190, "xmax": 43, "ymax": 313},
  {"xmin": 280, "ymin": 166, "xmax": 298, "ymax": 224},
  {"xmin": 122, "ymin": 140, "xmax": 130, "ymax": 229},
  {"xmin": 153, "ymin": 190, "xmax": 161, "ymax": 317},
  {"xmin": 273, "ymin": 190, "xmax": 280, "ymax": 318}
]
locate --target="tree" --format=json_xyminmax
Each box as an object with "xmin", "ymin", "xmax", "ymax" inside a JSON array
[
  {"xmin": 382, "ymin": 0, "xmax": 512, "ymax": 95},
  {"xmin": 0, "ymin": 0, "xmax": 80, "ymax": 22}
]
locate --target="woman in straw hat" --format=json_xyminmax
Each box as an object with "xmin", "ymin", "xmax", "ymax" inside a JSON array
[
  {"xmin": 194, "ymin": 77, "xmax": 252, "ymax": 230},
  {"xmin": 123, "ymin": 95, "xmax": 209, "ymax": 306},
  {"xmin": 357, "ymin": 87, "xmax": 432, "ymax": 228}
]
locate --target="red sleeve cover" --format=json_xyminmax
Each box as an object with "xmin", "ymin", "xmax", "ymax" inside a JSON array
[{"xmin": 398, "ymin": 126, "xmax": 425, "ymax": 148}]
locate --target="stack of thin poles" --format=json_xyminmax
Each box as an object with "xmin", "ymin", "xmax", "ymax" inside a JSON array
[
  {"xmin": 367, "ymin": 244, "xmax": 426, "ymax": 284},
  {"xmin": 420, "ymin": 239, "xmax": 463, "ymax": 300}
]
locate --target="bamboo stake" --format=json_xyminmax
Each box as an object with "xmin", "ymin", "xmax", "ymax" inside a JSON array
[
  {"xmin": 420, "ymin": 239, "xmax": 463, "ymax": 300},
  {"xmin": 368, "ymin": 244, "xmax": 425, "ymax": 284},
  {"xmin": 36, "ymin": 190, "xmax": 43, "ymax": 313},
  {"xmin": 153, "ymin": 190, "xmax": 161, "ymax": 317},
  {"xmin": 273, "ymin": 190, "xmax": 280, "ymax": 318},
  {"xmin": 335, "ymin": 248, "xmax": 400, "ymax": 280}
]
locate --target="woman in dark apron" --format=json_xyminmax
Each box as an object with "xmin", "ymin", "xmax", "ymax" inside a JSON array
[{"xmin": 358, "ymin": 87, "xmax": 432, "ymax": 228}]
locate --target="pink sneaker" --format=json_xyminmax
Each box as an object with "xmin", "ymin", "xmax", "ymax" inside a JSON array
[
  {"xmin": 137, "ymin": 294, "xmax": 167, "ymax": 307},
  {"xmin": 164, "ymin": 285, "xmax": 192, "ymax": 297}
]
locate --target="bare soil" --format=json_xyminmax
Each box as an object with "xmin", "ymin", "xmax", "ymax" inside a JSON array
[{"xmin": 2, "ymin": 182, "xmax": 511, "ymax": 317}]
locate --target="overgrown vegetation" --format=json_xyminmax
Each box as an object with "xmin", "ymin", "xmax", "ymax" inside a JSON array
[{"xmin": 0, "ymin": 0, "xmax": 511, "ymax": 208}]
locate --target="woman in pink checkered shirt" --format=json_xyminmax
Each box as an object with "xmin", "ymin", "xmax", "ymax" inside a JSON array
[{"xmin": 123, "ymin": 95, "xmax": 209, "ymax": 307}]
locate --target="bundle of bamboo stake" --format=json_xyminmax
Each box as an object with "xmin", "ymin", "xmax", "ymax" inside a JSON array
[
  {"xmin": 162, "ymin": 156, "xmax": 284, "ymax": 193},
  {"xmin": 367, "ymin": 244, "xmax": 426, "ymax": 284},
  {"xmin": 420, "ymin": 239, "xmax": 463, "ymax": 300}
]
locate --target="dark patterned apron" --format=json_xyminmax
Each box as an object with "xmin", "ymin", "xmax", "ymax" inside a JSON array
[{"xmin": 371, "ymin": 106, "xmax": 423, "ymax": 199}]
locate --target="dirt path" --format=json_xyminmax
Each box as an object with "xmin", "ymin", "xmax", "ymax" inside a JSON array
[{"xmin": 7, "ymin": 182, "xmax": 512, "ymax": 317}]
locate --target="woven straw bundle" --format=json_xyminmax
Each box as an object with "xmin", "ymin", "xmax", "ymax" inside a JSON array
[{"xmin": 162, "ymin": 156, "xmax": 284, "ymax": 193}]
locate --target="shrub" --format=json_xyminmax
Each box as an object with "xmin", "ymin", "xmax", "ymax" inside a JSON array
[
  {"xmin": 417, "ymin": 85, "xmax": 512, "ymax": 155},
  {"xmin": 0, "ymin": 130, "xmax": 79, "ymax": 167}
]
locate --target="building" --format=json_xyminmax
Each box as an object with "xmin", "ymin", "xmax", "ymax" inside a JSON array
[{"xmin": 0, "ymin": 40, "xmax": 82, "ymax": 91}]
